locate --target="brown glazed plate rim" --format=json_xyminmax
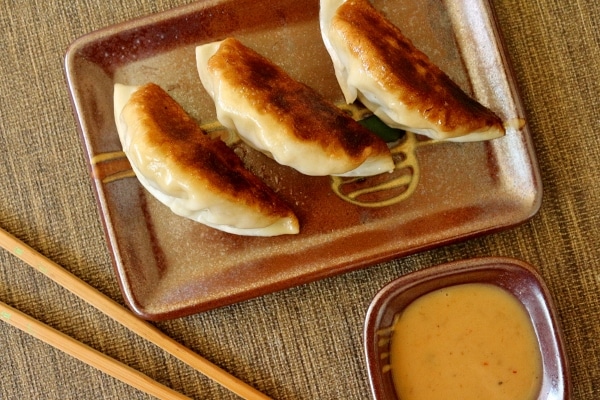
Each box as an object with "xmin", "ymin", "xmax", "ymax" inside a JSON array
[
  {"xmin": 364, "ymin": 257, "xmax": 571, "ymax": 400},
  {"xmin": 64, "ymin": 0, "xmax": 542, "ymax": 320}
]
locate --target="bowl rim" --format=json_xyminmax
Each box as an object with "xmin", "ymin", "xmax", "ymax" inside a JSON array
[{"xmin": 363, "ymin": 256, "xmax": 571, "ymax": 400}]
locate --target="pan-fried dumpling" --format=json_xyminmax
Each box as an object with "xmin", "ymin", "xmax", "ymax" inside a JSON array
[
  {"xmin": 320, "ymin": 0, "xmax": 505, "ymax": 142},
  {"xmin": 195, "ymin": 38, "xmax": 394, "ymax": 177},
  {"xmin": 113, "ymin": 83, "xmax": 299, "ymax": 236}
]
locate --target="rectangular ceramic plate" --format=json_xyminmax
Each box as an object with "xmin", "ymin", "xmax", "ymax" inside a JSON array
[{"xmin": 65, "ymin": 0, "xmax": 541, "ymax": 320}]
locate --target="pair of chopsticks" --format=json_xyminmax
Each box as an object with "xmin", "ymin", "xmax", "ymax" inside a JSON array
[{"xmin": 0, "ymin": 226, "xmax": 272, "ymax": 400}]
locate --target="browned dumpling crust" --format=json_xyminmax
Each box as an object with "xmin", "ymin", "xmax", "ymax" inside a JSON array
[
  {"xmin": 329, "ymin": 0, "xmax": 505, "ymax": 139},
  {"xmin": 202, "ymin": 38, "xmax": 393, "ymax": 176},
  {"xmin": 120, "ymin": 83, "xmax": 299, "ymax": 235}
]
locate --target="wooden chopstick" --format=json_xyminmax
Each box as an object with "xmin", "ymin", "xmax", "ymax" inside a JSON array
[
  {"xmin": 0, "ymin": 227, "xmax": 272, "ymax": 400},
  {"xmin": 0, "ymin": 301, "xmax": 190, "ymax": 400}
]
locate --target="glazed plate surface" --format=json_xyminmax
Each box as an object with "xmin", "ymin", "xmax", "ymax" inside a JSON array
[{"xmin": 65, "ymin": 0, "xmax": 541, "ymax": 320}]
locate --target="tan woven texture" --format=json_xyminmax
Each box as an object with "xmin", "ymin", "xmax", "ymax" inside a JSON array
[{"xmin": 1, "ymin": 0, "xmax": 598, "ymax": 398}]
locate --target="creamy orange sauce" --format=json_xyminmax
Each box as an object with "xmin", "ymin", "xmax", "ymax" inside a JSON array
[{"xmin": 389, "ymin": 283, "xmax": 542, "ymax": 400}]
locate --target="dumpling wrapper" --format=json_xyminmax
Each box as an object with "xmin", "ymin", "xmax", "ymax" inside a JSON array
[
  {"xmin": 320, "ymin": 0, "xmax": 505, "ymax": 142},
  {"xmin": 113, "ymin": 83, "xmax": 299, "ymax": 236},
  {"xmin": 196, "ymin": 38, "xmax": 394, "ymax": 177}
]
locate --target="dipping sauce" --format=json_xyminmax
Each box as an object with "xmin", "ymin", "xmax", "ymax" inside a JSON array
[{"xmin": 389, "ymin": 283, "xmax": 543, "ymax": 400}]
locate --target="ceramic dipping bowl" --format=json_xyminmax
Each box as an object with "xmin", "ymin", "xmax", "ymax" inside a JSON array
[{"xmin": 364, "ymin": 257, "xmax": 570, "ymax": 400}]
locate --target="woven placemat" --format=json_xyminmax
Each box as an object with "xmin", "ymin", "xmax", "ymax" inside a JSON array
[{"xmin": 1, "ymin": 0, "xmax": 598, "ymax": 398}]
